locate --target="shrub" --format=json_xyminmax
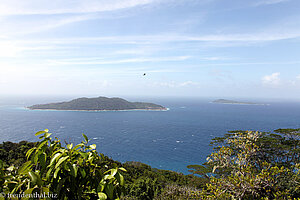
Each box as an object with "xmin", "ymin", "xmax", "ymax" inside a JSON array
[{"xmin": 0, "ymin": 129, "xmax": 126, "ymax": 200}]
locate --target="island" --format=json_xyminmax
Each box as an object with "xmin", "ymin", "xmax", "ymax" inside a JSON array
[
  {"xmin": 28, "ymin": 97, "xmax": 167, "ymax": 111},
  {"xmin": 212, "ymin": 99, "xmax": 265, "ymax": 105}
]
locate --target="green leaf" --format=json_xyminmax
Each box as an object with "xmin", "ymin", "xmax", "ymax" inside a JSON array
[
  {"xmin": 39, "ymin": 152, "xmax": 47, "ymax": 169},
  {"xmin": 116, "ymin": 172, "xmax": 124, "ymax": 186},
  {"xmin": 54, "ymin": 167, "xmax": 61, "ymax": 179},
  {"xmin": 34, "ymin": 152, "xmax": 40, "ymax": 165},
  {"xmin": 74, "ymin": 143, "xmax": 84, "ymax": 149},
  {"xmin": 44, "ymin": 132, "xmax": 52, "ymax": 138},
  {"xmin": 28, "ymin": 171, "xmax": 38, "ymax": 185},
  {"xmin": 72, "ymin": 164, "xmax": 78, "ymax": 177},
  {"xmin": 118, "ymin": 167, "xmax": 127, "ymax": 172},
  {"xmin": 26, "ymin": 148, "xmax": 36, "ymax": 159},
  {"xmin": 110, "ymin": 168, "xmax": 117, "ymax": 176},
  {"xmin": 67, "ymin": 163, "xmax": 78, "ymax": 177},
  {"xmin": 50, "ymin": 152, "xmax": 62, "ymax": 166},
  {"xmin": 18, "ymin": 161, "xmax": 32, "ymax": 174},
  {"xmin": 37, "ymin": 140, "xmax": 48, "ymax": 150},
  {"xmin": 46, "ymin": 167, "xmax": 53, "ymax": 180},
  {"xmin": 35, "ymin": 130, "xmax": 45, "ymax": 136},
  {"xmin": 82, "ymin": 133, "xmax": 89, "ymax": 143},
  {"xmin": 98, "ymin": 192, "xmax": 107, "ymax": 200},
  {"xmin": 67, "ymin": 143, "xmax": 73, "ymax": 150},
  {"xmin": 55, "ymin": 156, "xmax": 69, "ymax": 169},
  {"xmin": 105, "ymin": 183, "xmax": 114, "ymax": 199}
]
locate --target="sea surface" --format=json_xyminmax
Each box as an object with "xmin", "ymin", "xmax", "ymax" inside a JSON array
[{"xmin": 1, "ymin": 96, "xmax": 300, "ymax": 174}]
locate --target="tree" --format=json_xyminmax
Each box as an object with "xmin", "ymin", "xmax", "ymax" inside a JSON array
[{"xmin": 191, "ymin": 130, "xmax": 300, "ymax": 199}]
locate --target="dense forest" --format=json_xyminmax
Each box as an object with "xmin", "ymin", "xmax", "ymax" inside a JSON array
[{"xmin": 0, "ymin": 128, "xmax": 299, "ymax": 199}]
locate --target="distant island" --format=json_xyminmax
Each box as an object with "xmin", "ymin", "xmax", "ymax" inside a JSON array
[
  {"xmin": 28, "ymin": 97, "xmax": 167, "ymax": 111},
  {"xmin": 212, "ymin": 99, "xmax": 265, "ymax": 105}
]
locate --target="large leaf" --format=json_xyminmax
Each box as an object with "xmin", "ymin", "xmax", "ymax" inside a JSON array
[
  {"xmin": 82, "ymin": 133, "xmax": 89, "ymax": 143},
  {"xmin": 28, "ymin": 171, "xmax": 38, "ymax": 185},
  {"xmin": 35, "ymin": 130, "xmax": 45, "ymax": 136},
  {"xmin": 98, "ymin": 192, "xmax": 107, "ymax": 200},
  {"xmin": 37, "ymin": 140, "xmax": 48, "ymax": 150},
  {"xmin": 46, "ymin": 167, "xmax": 54, "ymax": 180},
  {"xmin": 39, "ymin": 152, "xmax": 47, "ymax": 169},
  {"xmin": 50, "ymin": 152, "xmax": 62, "ymax": 166},
  {"xmin": 18, "ymin": 161, "xmax": 32, "ymax": 175},
  {"xmin": 105, "ymin": 183, "xmax": 114, "ymax": 199},
  {"xmin": 55, "ymin": 156, "xmax": 69, "ymax": 169},
  {"xmin": 67, "ymin": 163, "xmax": 78, "ymax": 177},
  {"xmin": 116, "ymin": 172, "xmax": 124, "ymax": 186},
  {"xmin": 25, "ymin": 148, "xmax": 36, "ymax": 159},
  {"xmin": 54, "ymin": 167, "xmax": 61, "ymax": 179},
  {"xmin": 118, "ymin": 167, "xmax": 127, "ymax": 172}
]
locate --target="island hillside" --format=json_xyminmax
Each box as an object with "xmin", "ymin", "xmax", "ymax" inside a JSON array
[
  {"xmin": 28, "ymin": 96, "xmax": 167, "ymax": 111},
  {"xmin": 212, "ymin": 99, "xmax": 263, "ymax": 105}
]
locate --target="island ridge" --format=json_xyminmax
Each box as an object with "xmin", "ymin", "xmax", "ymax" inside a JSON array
[{"xmin": 28, "ymin": 96, "xmax": 167, "ymax": 111}]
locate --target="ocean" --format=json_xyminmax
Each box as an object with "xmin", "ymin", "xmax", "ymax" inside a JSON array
[{"xmin": 1, "ymin": 96, "xmax": 300, "ymax": 174}]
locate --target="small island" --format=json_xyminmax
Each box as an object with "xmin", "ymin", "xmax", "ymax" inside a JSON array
[
  {"xmin": 28, "ymin": 97, "xmax": 167, "ymax": 111},
  {"xmin": 212, "ymin": 99, "xmax": 265, "ymax": 105}
]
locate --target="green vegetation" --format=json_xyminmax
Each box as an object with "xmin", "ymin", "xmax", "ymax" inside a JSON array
[
  {"xmin": 188, "ymin": 129, "xmax": 300, "ymax": 199},
  {"xmin": 28, "ymin": 97, "xmax": 166, "ymax": 111},
  {"xmin": 0, "ymin": 128, "xmax": 299, "ymax": 199}
]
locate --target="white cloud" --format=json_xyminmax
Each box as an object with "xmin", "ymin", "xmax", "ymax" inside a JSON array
[
  {"xmin": 179, "ymin": 81, "xmax": 200, "ymax": 87},
  {"xmin": 254, "ymin": 0, "xmax": 289, "ymax": 6},
  {"xmin": 0, "ymin": 0, "xmax": 159, "ymax": 16},
  {"xmin": 12, "ymin": 29, "xmax": 300, "ymax": 45},
  {"xmin": 262, "ymin": 72, "xmax": 281, "ymax": 86},
  {"xmin": 47, "ymin": 56, "xmax": 191, "ymax": 65},
  {"xmin": 153, "ymin": 81, "xmax": 200, "ymax": 88}
]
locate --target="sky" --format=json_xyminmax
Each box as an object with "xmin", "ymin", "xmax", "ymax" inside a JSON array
[{"xmin": 0, "ymin": 0, "xmax": 300, "ymax": 99}]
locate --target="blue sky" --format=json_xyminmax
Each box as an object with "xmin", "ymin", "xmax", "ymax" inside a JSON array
[{"xmin": 0, "ymin": 0, "xmax": 300, "ymax": 99}]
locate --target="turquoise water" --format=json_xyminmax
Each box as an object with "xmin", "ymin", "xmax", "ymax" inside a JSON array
[{"xmin": 1, "ymin": 97, "xmax": 300, "ymax": 174}]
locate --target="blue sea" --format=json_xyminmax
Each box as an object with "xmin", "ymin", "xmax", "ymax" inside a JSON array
[{"xmin": 1, "ymin": 96, "xmax": 300, "ymax": 174}]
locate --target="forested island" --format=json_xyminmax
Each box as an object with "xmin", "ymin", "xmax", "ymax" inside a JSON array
[
  {"xmin": 212, "ymin": 99, "xmax": 264, "ymax": 105},
  {"xmin": 28, "ymin": 96, "xmax": 167, "ymax": 111}
]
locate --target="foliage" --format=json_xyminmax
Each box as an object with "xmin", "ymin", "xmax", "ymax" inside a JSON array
[
  {"xmin": 0, "ymin": 129, "xmax": 126, "ymax": 200},
  {"xmin": 154, "ymin": 184, "xmax": 202, "ymax": 200},
  {"xmin": 0, "ymin": 141, "xmax": 37, "ymax": 167},
  {"xmin": 195, "ymin": 130, "xmax": 300, "ymax": 199},
  {"xmin": 127, "ymin": 177, "xmax": 160, "ymax": 200},
  {"xmin": 122, "ymin": 161, "xmax": 206, "ymax": 200}
]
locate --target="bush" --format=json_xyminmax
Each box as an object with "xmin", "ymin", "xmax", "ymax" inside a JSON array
[{"xmin": 0, "ymin": 129, "xmax": 126, "ymax": 200}]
